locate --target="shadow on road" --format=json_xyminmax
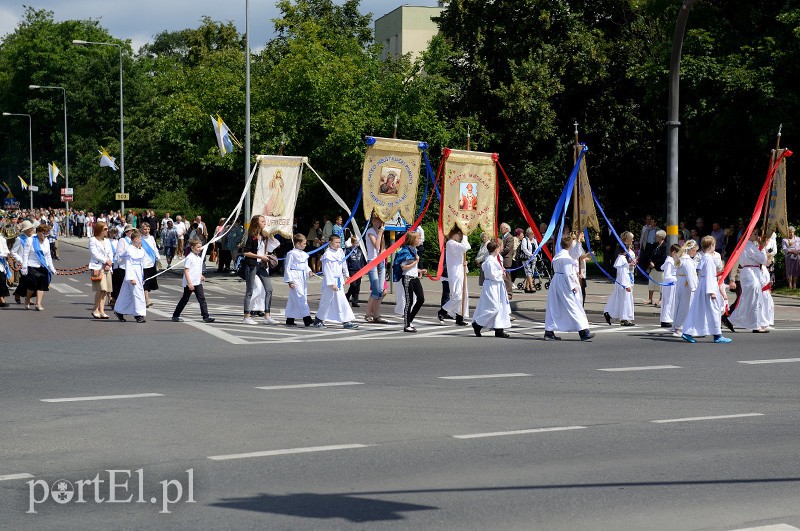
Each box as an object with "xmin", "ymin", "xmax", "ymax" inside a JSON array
[{"xmin": 210, "ymin": 492, "xmax": 437, "ymax": 522}]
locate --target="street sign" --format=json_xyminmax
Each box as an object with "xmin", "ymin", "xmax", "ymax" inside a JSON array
[
  {"xmin": 28, "ymin": 185, "xmax": 39, "ymax": 192},
  {"xmin": 115, "ymin": 193, "xmax": 130, "ymax": 201},
  {"xmin": 61, "ymin": 187, "xmax": 74, "ymax": 195},
  {"xmin": 61, "ymin": 195, "xmax": 73, "ymax": 202}
]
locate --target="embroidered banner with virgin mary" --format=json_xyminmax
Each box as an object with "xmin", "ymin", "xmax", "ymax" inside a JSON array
[
  {"xmin": 252, "ymin": 155, "xmax": 306, "ymax": 237},
  {"xmin": 361, "ymin": 137, "xmax": 421, "ymax": 223}
]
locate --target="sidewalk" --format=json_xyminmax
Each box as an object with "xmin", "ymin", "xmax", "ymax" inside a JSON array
[{"xmin": 59, "ymin": 236, "xmax": 800, "ymax": 322}]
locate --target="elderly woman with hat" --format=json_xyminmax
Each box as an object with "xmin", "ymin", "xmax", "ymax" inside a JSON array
[
  {"xmin": 11, "ymin": 219, "xmax": 36, "ymax": 304},
  {"xmin": 21, "ymin": 223, "xmax": 57, "ymax": 310}
]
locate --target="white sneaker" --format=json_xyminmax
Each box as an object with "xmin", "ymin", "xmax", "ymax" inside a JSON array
[
  {"xmin": 243, "ymin": 317, "xmax": 257, "ymax": 325},
  {"xmin": 262, "ymin": 317, "xmax": 278, "ymax": 325}
]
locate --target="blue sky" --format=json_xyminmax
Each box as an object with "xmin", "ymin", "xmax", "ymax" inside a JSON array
[{"xmin": 0, "ymin": 1, "xmax": 441, "ymax": 51}]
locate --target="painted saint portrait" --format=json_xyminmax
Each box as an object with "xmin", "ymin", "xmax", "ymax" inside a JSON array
[
  {"xmin": 379, "ymin": 167, "xmax": 400, "ymax": 196},
  {"xmin": 265, "ymin": 169, "xmax": 285, "ymax": 217},
  {"xmin": 459, "ymin": 182, "xmax": 478, "ymax": 211}
]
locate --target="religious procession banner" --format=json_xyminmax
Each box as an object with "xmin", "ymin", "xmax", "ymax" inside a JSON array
[
  {"xmin": 252, "ymin": 155, "xmax": 306, "ymax": 238},
  {"xmin": 766, "ymin": 148, "xmax": 789, "ymax": 236},
  {"xmin": 362, "ymin": 136, "xmax": 421, "ymax": 223},
  {"xmin": 575, "ymin": 154, "xmax": 600, "ymax": 234},
  {"xmin": 442, "ymin": 149, "xmax": 497, "ymax": 236}
]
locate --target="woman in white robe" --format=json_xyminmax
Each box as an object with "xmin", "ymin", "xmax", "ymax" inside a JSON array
[
  {"xmin": 314, "ymin": 236, "xmax": 357, "ymax": 328},
  {"xmin": 284, "ymin": 234, "xmax": 313, "ymax": 326},
  {"xmin": 728, "ymin": 233, "xmax": 768, "ymax": 332},
  {"xmin": 544, "ymin": 236, "xmax": 592, "ymax": 340},
  {"xmin": 682, "ymin": 236, "xmax": 730, "ymax": 342},
  {"xmin": 670, "ymin": 240, "xmax": 698, "ymax": 336},
  {"xmin": 442, "ymin": 227, "xmax": 471, "ymax": 325},
  {"xmin": 603, "ymin": 232, "xmax": 636, "ymax": 326},
  {"xmin": 471, "ymin": 240, "xmax": 511, "ymax": 337},
  {"xmin": 659, "ymin": 244, "xmax": 680, "ymax": 327},
  {"xmin": 113, "ymin": 231, "xmax": 146, "ymax": 322}
]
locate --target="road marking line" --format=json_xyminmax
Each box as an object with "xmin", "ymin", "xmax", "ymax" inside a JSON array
[
  {"xmin": 256, "ymin": 382, "xmax": 364, "ymax": 390},
  {"xmin": 652, "ymin": 413, "xmax": 764, "ymax": 424},
  {"xmin": 730, "ymin": 525, "xmax": 800, "ymax": 531},
  {"xmin": 597, "ymin": 365, "xmax": 682, "ymax": 372},
  {"xmin": 439, "ymin": 373, "xmax": 531, "ymax": 380},
  {"xmin": 738, "ymin": 358, "xmax": 800, "ymax": 365},
  {"xmin": 67, "ymin": 278, "xmax": 79, "ymax": 283},
  {"xmin": 65, "ymin": 294, "xmax": 89, "ymax": 297},
  {"xmin": 159, "ymin": 285, "xmax": 185, "ymax": 292},
  {"xmin": 208, "ymin": 444, "xmax": 372, "ymax": 461},
  {"xmin": 0, "ymin": 473, "xmax": 34, "ymax": 481},
  {"xmin": 41, "ymin": 392, "xmax": 164, "ymax": 403},
  {"xmin": 594, "ymin": 325, "xmax": 661, "ymax": 334},
  {"xmin": 453, "ymin": 426, "xmax": 587, "ymax": 439},
  {"xmin": 147, "ymin": 307, "xmax": 248, "ymax": 344},
  {"xmin": 50, "ymin": 283, "xmax": 83, "ymax": 294}
]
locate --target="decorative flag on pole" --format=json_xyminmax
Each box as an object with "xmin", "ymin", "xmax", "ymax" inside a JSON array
[
  {"xmin": 766, "ymin": 147, "xmax": 789, "ymax": 236},
  {"xmin": 18, "ymin": 176, "xmax": 28, "ymax": 191},
  {"xmin": 441, "ymin": 148, "xmax": 497, "ymax": 236},
  {"xmin": 251, "ymin": 155, "xmax": 306, "ymax": 238},
  {"xmin": 99, "ymin": 146, "xmax": 118, "ymax": 170},
  {"xmin": 575, "ymin": 150, "xmax": 600, "ymax": 234},
  {"xmin": 48, "ymin": 162, "xmax": 61, "ymax": 186},
  {"xmin": 361, "ymin": 136, "xmax": 422, "ymax": 224},
  {"xmin": 210, "ymin": 114, "xmax": 241, "ymax": 156},
  {"xmin": 0, "ymin": 181, "xmax": 9, "ymax": 194}
]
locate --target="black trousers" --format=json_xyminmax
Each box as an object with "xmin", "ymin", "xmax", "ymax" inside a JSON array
[
  {"xmin": 173, "ymin": 284, "xmax": 209, "ymax": 319},
  {"xmin": 75, "ymin": 223, "xmax": 84, "ymax": 237},
  {"xmin": 346, "ymin": 277, "xmax": 361, "ymax": 302},
  {"xmin": 402, "ymin": 276, "xmax": 424, "ymax": 327},
  {"xmin": 111, "ymin": 268, "xmax": 126, "ymax": 301},
  {"xmin": 218, "ymin": 249, "xmax": 232, "ymax": 271}
]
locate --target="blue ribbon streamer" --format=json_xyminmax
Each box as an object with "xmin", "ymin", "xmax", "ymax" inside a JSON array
[
  {"xmin": 505, "ymin": 145, "xmax": 587, "ymax": 273},
  {"xmin": 589, "ymin": 187, "xmax": 674, "ymax": 287}
]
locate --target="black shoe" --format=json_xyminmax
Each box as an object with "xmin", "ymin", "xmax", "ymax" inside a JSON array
[
  {"xmin": 286, "ymin": 318, "xmax": 296, "ymax": 326},
  {"xmin": 135, "ymin": 316, "xmax": 146, "ymax": 323},
  {"xmin": 0, "ymin": 302, "xmax": 10, "ymax": 308},
  {"xmin": 604, "ymin": 312, "xmax": 612, "ymax": 326},
  {"xmin": 579, "ymin": 329, "xmax": 595, "ymax": 341},
  {"xmin": 303, "ymin": 316, "xmax": 314, "ymax": 327},
  {"xmin": 472, "ymin": 322, "xmax": 482, "ymax": 337},
  {"xmin": 403, "ymin": 326, "xmax": 417, "ymax": 333},
  {"xmin": 543, "ymin": 330, "xmax": 561, "ymax": 341},
  {"xmin": 171, "ymin": 316, "xmax": 184, "ymax": 322},
  {"xmin": 722, "ymin": 315, "xmax": 735, "ymax": 333},
  {"xmin": 455, "ymin": 314, "xmax": 467, "ymax": 326},
  {"xmin": 494, "ymin": 330, "xmax": 510, "ymax": 338},
  {"xmin": 660, "ymin": 322, "xmax": 672, "ymax": 328},
  {"xmin": 621, "ymin": 320, "xmax": 635, "ymax": 326},
  {"xmin": 114, "ymin": 311, "xmax": 126, "ymax": 322},
  {"xmin": 351, "ymin": 302, "xmax": 360, "ymax": 308},
  {"xmin": 14, "ymin": 296, "xmax": 20, "ymax": 304},
  {"xmin": 203, "ymin": 317, "xmax": 216, "ymax": 323}
]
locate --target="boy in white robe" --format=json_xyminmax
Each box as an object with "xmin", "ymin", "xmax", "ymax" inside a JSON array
[
  {"xmin": 545, "ymin": 235, "xmax": 593, "ymax": 341},
  {"xmin": 728, "ymin": 231, "xmax": 769, "ymax": 332},
  {"xmin": 681, "ymin": 236, "xmax": 731, "ymax": 343},
  {"xmin": 442, "ymin": 227, "xmax": 471, "ymax": 325},
  {"xmin": 659, "ymin": 244, "xmax": 680, "ymax": 327},
  {"xmin": 284, "ymin": 233, "xmax": 314, "ymax": 326},
  {"xmin": 113, "ymin": 230, "xmax": 147, "ymax": 323},
  {"xmin": 603, "ymin": 231, "xmax": 636, "ymax": 326},
  {"xmin": 313, "ymin": 235, "xmax": 358, "ymax": 329},
  {"xmin": 471, "ymin": 239, "xmax": 511, "ymax": 338},
  {"xmin": 670, "ymin": 240, "xmax": 698, "ymax": 337}
]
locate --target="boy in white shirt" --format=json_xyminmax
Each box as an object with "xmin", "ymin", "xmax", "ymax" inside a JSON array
[
  {"xmin": 313, "ymin": 235, "xmax": 358, "ymax": 329},
  {"xmin": 172, "ymin": 237, "xmax": 215, "ymax": 323}
]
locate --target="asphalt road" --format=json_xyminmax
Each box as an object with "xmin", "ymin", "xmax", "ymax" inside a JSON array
[{"xmin": 2, "ymin": 241, "xmax": 800, "ymax": 530}]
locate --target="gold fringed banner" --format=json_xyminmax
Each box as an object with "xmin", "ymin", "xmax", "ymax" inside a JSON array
[
  {"xmin": 576, "ymin": 155, "xmax": 600, "ymax": 234},
  {"xmin": 766, "ymin": 148, "xmax": 789, "ymax": 236},
  {"xmin": 252, "ymin": 155, "xmax": 306, "ymax": 238},
  {"xmin": 362, "ymin": 137, "xmax": 421, "ymax": 223},
  {"xmin": 442, "ymin": 149, "xmax": 496, "ymax": 237}
]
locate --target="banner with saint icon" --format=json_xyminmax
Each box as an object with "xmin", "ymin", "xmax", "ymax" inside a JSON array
[
  {"xmin": 441, "ymin": 149, "xmax": 497, "ymax": 236},
  {"xmin": 252, "ymin": 155, "xmax": 306, "ymax": 237},
  {"xmin": 766, "ymin": 147, "xmax": 789, "ymax": 237},
  {"xmin": 361, "ymin": 136, "xmax": 421, "ymax": 223}
]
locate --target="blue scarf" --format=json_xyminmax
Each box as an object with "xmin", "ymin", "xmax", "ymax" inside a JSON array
[
  {"xmin": 141, "ymin": 238, "xmax": 157, "ymax": 266},
  {"xmin": 0, "ymin": 256, "xmax": 10, "ymax": 278},
  {"xmin": 32, "ymin": 236, "xmax": 52, "ymax": 283}
]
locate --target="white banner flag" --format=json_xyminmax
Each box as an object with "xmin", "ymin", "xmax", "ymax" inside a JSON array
[{"xmin": 252, "ymin": 155, "xmax": 306, "ymax": 238}]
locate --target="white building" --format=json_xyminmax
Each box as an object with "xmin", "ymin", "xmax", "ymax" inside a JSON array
[{"xmin": 374, "ymin": 3, "xmax": 447, "ymax": 61}]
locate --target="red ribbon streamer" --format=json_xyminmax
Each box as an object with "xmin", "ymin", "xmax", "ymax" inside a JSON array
[
  {"xmin": 718, "ymin": 148, "xmax": 792, "ymax": 285},
  {"xmin": 495, "ymin": 157, "xmax": 552, "ymax": 260}
]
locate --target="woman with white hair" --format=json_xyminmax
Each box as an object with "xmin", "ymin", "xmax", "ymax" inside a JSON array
[
  {"xmin": 782, "ymin": 226, "xmax": 799, "ymax": 289},
  {"xmin": 520, "ymin": 228, "xmax": 537, "ymax": 293}
]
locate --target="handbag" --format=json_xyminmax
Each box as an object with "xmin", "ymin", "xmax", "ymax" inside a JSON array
[
  {"xmin": 90, "ymin": 268, "xmax": 103, "ymax": 282},
  {"xmin": 266, "ymin": 254, "xmax": 278, "ymax": 269}
]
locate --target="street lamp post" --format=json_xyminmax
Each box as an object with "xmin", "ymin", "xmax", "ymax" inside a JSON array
[
  {"xmin": 73, "ymin": 39, "xmax": 125, "ymax": 215},
  {"xmin": 245, "ymin": 0, "xmax": 251, "ymax": 221},
  {"xmin": 1, "ymin": 112, "xmax": 34, "ymax": 209},
  {"xmin": 29, "ymin": 85, "xmax": 69, "ymax": 211},
  {"xmin": 666, "ymin": 0, "xmax": 699, "ymax": 247}
]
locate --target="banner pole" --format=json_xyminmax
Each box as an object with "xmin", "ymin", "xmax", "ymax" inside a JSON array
[
  {"xmin": 461, "ymin": 128, "xmax": 471, "ymax": 318},
  {"xmin": 761, "ymin": 125, "xmax": 782, "ymax": 238},
  {"xmin": 573, "ymin": 121, "xmax": 580, "ymax": 234}
]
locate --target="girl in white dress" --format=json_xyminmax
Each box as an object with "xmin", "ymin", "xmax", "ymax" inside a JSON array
[
  {"xmin": 603, "ymin": 231, "xmax": 636, "ymax": 326},
  {"xmin": 670, "ymin": 239, "xmax": 698, "ymax": 337},
  {"xmin": 659, "ymin": 244, "xmax": 680, "ymax": 327},
  {"xmin": 681, "ymin": 236, "xmax": 731, "ymax": 343},
  {"xmin": 113, "ymin": 230, "xmax": 147, "ymax": 323},
  {"xmin": 728, "ymin": 231, "xmax": 769, "ymax": 333},
  {"xmin": 472, "ymin": 239, "xmax": 511, "ymax": 338},
  {"xmin": 313, "ymin": 235, "xmax": 358, "ymax": 329},
  {"xmin": 442, "ymin": 227, "xmax": 471, "ymax": 325},
  {"xmin": 544, "ymin": 234, "xmax": 593, "ymax": 340}
]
